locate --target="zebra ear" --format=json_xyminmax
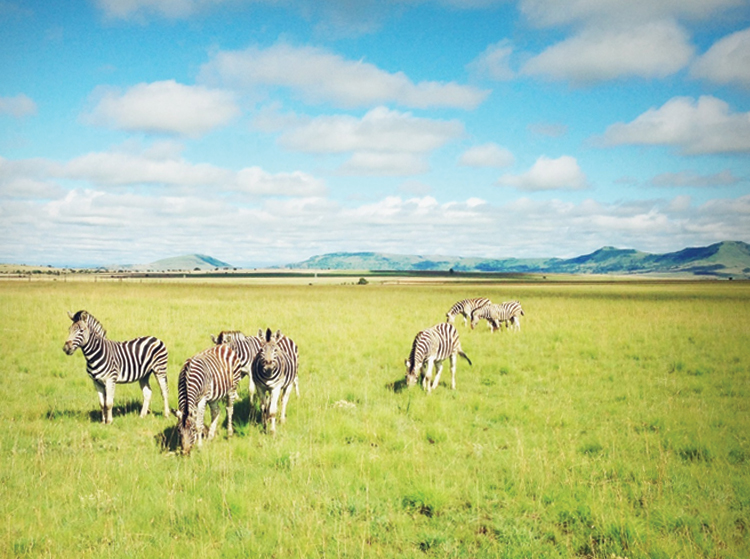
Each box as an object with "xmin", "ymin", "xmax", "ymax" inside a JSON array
[
  {"xmin": 67, "ymin": 311, "xmax": 75, "ymax": 321},
  {"xmin": 274, "ymin": 329, "xmax": 282, "ymax": 341},
  {"xmin": 211, "ymin": 335, "xmax": 219, "ymax": 345},
  {"xmin": 257, "ymin": 328, "xmax": 264, "ymax": 338}
]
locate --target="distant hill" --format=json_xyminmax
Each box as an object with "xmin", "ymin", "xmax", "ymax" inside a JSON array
[
  {"xmin": 114, "ymin": 254, "xmax": 233, "ymax": 272},
  {"xmin": 286, "ymin": 241, "xmax": 750, "ymax": 278}
]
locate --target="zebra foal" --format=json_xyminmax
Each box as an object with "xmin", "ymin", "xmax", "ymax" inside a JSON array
[
  {"xmin": 405, "ymin": 322, "xmax": 471, "ymax": 394},
  {"xmin": 252, "ymin": 328, "xmax": 299, "ymax": 435},
  {"xmin": 63, "ymin": 310, "xmax": 170, "ymax": 424},
  {"xmin": 446, "ymin": 298, "xmax": 491, "ymax": 326},
  {"xmin": 177, "ymin": 344, "xmax": 242, "ymax": 454}
]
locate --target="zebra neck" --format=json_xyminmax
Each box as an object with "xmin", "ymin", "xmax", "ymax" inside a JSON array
[{"xmin": 80, "ymin": 333, "xmax": 109, "ymax": 359}]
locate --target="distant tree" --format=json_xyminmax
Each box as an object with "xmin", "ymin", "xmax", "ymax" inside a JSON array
[{"xmin": 357, "ymin": 277, "xmax": 369, "ymax": 285}]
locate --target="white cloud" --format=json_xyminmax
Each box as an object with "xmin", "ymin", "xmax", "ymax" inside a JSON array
[
  {"xmin": 521, "ymin": 20, "xmax": 694, "ymax": 84},
  {"xmin": 85, "ymin": 80, "xmax": 240, "ymax": 137},
  {"xmin": 519, "ymin": 0, "xmax": 742, "ymax": 27},
  {"xmin": 691, "ymin": 27, "xmax": 750, "ymax": 88},
  {"xmin": 458, "ymin": 143, "xmax": 515, "ymax": 168},
  {"xmin": 94, "ymin": 0, "xmax": 214, "ymax": 20},
  {"xmin": 650, "ymin": 170, "xmax": 740, "ymax": 188},
  {"xmin": 467, "ymin": 40, "xmax": 515, "ymax": 81},
  {"xmin": 0, "ymin": 94, "xmax": 37, "ymax": 118},
  {"xmin": 497, "ymin": 155, "xmax": 589, "ymax": 191},
  {"xmin": 601, "ymin": 95, "xmax": 750, "ymax": 155},
  {"xmin": 200, "ymin": 43, "xmax": 488, "ymax": 110}
]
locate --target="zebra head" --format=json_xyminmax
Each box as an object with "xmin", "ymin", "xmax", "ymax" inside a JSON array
[
  {"xmin": 177, "ymin": 411, "xmax": 197, "ymax": 455},
  {"xmin": 211, "ymin": 331, "xmax": 236, "ymax": 346},
  {"xmin": 257, "ymin": 328, "xmax": 283, "ymax": 374},
  {"xmin": 63, "ymin": 310, "xmax": 91, "ymax": 355}
]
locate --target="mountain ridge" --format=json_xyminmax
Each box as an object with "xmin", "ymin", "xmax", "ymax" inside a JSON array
[{"xmin": 284, "ymin": 241, "xmax": 750, "ymax": 278}]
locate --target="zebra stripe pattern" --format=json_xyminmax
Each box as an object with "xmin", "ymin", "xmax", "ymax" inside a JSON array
[
  {"xmin": 405, "ymin": 322, "xmax": 472, "ymax": 393},
  {"xmin": 63, "ymin": 310, "xmax": 170, "ymax": 424},
  {"xmin": 251, "ymin": 328, "xmax": 299, "ymax": 435},
  {"xmin": 446, "ymin": 297, "xmax": 491, "ymax": 326},
  {"xmin": 212, "ymin": 330, "xmax": 263, "ymax": 402},
  {"xmin": 177, "ymin": 344, "xmax": 242, "ymax": 454},
  {"xmin": 470, "ymin": 301, "xmax": 525, "ymax": 332}
]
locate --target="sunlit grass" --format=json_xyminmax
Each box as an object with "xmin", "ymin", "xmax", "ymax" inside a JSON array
[{"xmin": 0, "ymin": 279, "xmax": 748, "ymax": 557}]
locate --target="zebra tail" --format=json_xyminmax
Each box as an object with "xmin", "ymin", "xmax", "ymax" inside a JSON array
[{"xmin": 459, "ymin": 351, "xmax": 472, "ymax": 366}]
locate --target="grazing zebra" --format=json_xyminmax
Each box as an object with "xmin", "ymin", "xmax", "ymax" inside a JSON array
[
  {"xmin": 177, "ymin": 344, "xmax": 242, "ymax": 454},
  {"xmin": 470, "ymin": 301, "xmax": 525, "ymax": 332},
  {"xmin": 63, "ymin": 310, "xmax": 170, "ymax": 424},
  {"xmin": 211, "ymin": 330, "xmax": 263, "ymax": 401},
  {"xmin": 446, "ymin": 298, "xmax": 491, "ymax": 326},
  {"xmin": 405, "ymin": 322, "xmax": 472, "ymax": 394},
  {"xmin": 251, "ymin": 328, "xmax": 299, "ymax": 435}
]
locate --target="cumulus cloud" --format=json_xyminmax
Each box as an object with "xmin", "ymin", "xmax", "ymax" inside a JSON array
[
  {"xmin": 521, "ymin": 20, "xmax": 694, "ymax": 84},
  {"xmin": 691, "ymin": 27, "xmax": 750, "ymax": 88},
  {"xmin": 200, "ymin": 43, "xmax": 488, "ymax": 110},
  {"xmin": 278, "ymin": 106, "xmax": 464, "ymax": 176},
  {"xmin": 0, "ymin": 94, "xmax": 37, "ymax": 118},
  {"xmin": 458, "ymin": 143, "xmax": 515, "ymax": 168},
  {"xmin": 85, "ymin": 80, "xmax": 240, "ymax": 137},
  {"xmin": 497, "ymin": 155, "xmax": 589, "ymax": 191},
  {"xmin": 600, "ymin": 95, "xmax": 750, "ymax": 155}
]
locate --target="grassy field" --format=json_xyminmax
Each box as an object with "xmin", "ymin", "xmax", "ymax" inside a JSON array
[{"xmin": 0, "ymin": 278, "xmax": 748, "ymax": 558}]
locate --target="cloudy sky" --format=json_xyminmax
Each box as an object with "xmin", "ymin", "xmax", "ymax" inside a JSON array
[{"xmin": 1, "ymin": 0, "xmax": 749, "ymax": 267}]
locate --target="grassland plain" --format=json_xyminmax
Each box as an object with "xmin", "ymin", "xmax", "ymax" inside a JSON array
[{"xmin": 0, "ymin": 278, "xmax": 748, "ymax": 558}]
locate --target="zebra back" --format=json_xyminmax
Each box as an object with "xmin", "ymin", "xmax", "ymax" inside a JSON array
[
  {"xmin": 446, "ymin": 298, "xmax": 491, "ymax": 323},
  {"xmin": 212, "ymin": 330, "xmax": 263, "ymax": 375}
]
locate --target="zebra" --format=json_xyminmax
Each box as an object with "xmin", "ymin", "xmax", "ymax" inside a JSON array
[
  {"xmin": 470, "ymin": 301, "xmax": 524, "ymax": 332},
  {"xmin": 211, "ymin": 330, "xmax": 263, "ymax": 402},
  {"xmin": 63, "ymin": 310, "xmax": 170, "ymax": 424},
  {"xmin": 405, "ymin": 322, "xmax": 472, "ymax": 394},
  {"xmin": 251, "ymin": 328, "xmax": 299, "ymax": 435},
  {"xmin": 446, "ymin": 298, "xmax": 491, "ymax": 326},
  {"xmin": 176, "ymin": 344, "xmax": 242, "ymax": 454}
]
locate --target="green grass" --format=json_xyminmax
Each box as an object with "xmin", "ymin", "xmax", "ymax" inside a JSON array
[{"xmin": 1, "ymin": 279, "xmax": 749, "ymax": 557}]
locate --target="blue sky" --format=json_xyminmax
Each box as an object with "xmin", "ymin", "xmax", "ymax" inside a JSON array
[{"xmin": 1, "ymin": 0, "xmax": 749, "ymax": 267}]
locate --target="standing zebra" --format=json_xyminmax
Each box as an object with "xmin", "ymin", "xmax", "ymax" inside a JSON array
[
  {"xmin": 446, "ymin": 298, "xmax": 491, "ymax": 326},
  {"xmin": 177, "ymin": 344, "xmax": 242, "ymax": 454},
  {"xmin": 211, "ymin": 330, "xmax": 263, "ymax": 402},
  {"xmin": 470, "ymin": 301, "xmax": 525, "ymax": 332},
  {"xmin": 405, "ymin": 322, "xmax": 472, "ymax": 394},
  {"xmin": 63, "ymin": 310, "xmax": 170, "ymax": 424},
  {"xmin": 251, "ymin": 328, "xmax": 299, "ymax": 435}
]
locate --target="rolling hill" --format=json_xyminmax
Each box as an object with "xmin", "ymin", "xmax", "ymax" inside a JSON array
[
  {"xmin": 285, "ymin": 241, "xmax": 750, "ymax": 278},
  {"xmin": 113, "ymin": 254, "xmax": 233, "ymax": 272}
]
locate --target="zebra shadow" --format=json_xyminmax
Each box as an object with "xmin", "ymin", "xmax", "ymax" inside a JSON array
[
  {"xmin": 84, "ymin": 399, "xmax": 153, "ymax": 423},
  {"xmin": 386, "ymin": 378, "xmax": 409, "ymax": 393},
  {"xmin": 155, "ymin": 423, "xmax": 181, "ymax": 452}
]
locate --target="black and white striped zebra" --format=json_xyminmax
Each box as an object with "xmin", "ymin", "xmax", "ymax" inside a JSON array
[
  {"xmin": 470, "ymin": 301, "xmax": 524, "ymax": 332},
  {"xmin": 405, "ymin": 322, "xmax": 472, "ymax": 393},
  {"xmin": 63, "ymin": 310, "xmax": 170, "ymax": 424},
  {"xmin": 177, "ymin": 344, "xmax": 242, "ymax": 454},
  {"xmin": 211, "ymin": 330, "xmax": 263, "ymax": 401},
  {"xmin": 446, "ymin": 297, "xmax": 491, "ymax": 326},
  {"xmin": 251, "ymin": 328, "xmax": 299, "ymax": 435}
]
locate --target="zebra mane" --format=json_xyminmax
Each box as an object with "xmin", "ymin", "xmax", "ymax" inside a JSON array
[{"xmin": 73, "ymin": 310, "xmax": 107, "ymax": 338}]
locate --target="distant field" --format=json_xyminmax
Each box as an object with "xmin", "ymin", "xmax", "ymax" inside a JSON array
[{"xmin": 1, "ymin": 278, "xmax": 748, "ymax": 558}]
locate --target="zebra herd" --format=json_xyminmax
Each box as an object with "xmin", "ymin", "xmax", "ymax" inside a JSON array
[
  {"xmin": 62, "ymin": 296, "xmax": 522, "ymax": 453},
  {"xmin": 63, "ymin": 310, "xmax": 298, "ymax": 453}
]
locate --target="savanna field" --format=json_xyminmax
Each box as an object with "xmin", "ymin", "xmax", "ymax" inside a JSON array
[{"xmin": 1, "ymin": 277, "xmax": 749, "ymax": 558}]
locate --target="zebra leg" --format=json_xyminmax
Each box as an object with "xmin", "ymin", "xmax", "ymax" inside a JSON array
[
  {"xmin": 450, "ymin": 353, "xmax": 457, "ymax": 390},
  {"xmin": 267, "ymin": 387, "xmax": 282, "ymax": 435},
  {"xmin": 196, "ymin": 399, "xmax": 207, "ymax": 447},
  {"xmin": 226, "ymin": 391, "xmax": 236, "ymax": 437},
  {"xmin": 138, "ymin": 377, "xmax": 152, "ymax": 418},
  {"xmin": 207, "ymin": 400, "xmax": 221, "ymax": 440},
  {"xmin": 423, "ymin": 359, "xmax": 436, "ymax": 393},
  {"xmin": 432, "ymin": 361, "xmax": 444, "ymax": 391},
  {"xmin": 155, "ymin": 372, "xmax": 170, "ymax": 418},
  {"xmin": 279, "ymin": 382, "xmax": 295, "ymax": 424},
  {"xmin": 93, "ymin": 380, "xmax": 107, "ymax": 424},
  {"xmin": 104, "ymin": 379, "xmax": 116, "ymax": 424}
]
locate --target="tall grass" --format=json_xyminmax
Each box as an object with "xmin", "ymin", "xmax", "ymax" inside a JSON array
[{"xmin": 0, "ymin": 279, "xmax": 748, "ymax": 557}]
